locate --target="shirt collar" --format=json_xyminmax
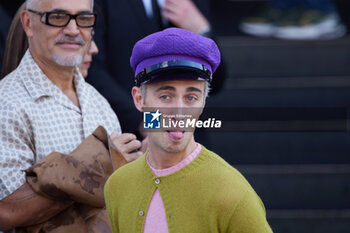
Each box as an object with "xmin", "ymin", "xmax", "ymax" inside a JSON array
[
  {"xmin": 147, "ymin": 143, "xmax": 202, "ymax": 176},
  {"xmin": 74, "ymin": 66, "xmax": 88, "ymax": 109},
  {"xmin": 19, "ymin": 50, "xmax": 85, "ymax": 103}
]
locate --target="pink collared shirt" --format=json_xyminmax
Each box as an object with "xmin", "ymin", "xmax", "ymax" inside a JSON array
[{"xmin": 143, "ymin": 144, "xmax": 202, "ymax": 233}]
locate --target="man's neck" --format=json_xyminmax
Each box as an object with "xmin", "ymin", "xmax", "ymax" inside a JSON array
[
  {"xmin": 31, "ymin": 51, "xmax": 80, "ymax": 108},
  {"xmin": 147, "ymin": 138, "xmax": 197, "ymax": 169},
  {"xmin": 34, "ymin": 56, "xmax": 76, "ymax": 90}
]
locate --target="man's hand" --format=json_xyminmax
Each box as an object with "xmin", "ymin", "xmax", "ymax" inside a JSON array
[
  {"xmin": 162, "ymin": 0, "xmax": 210, "ymax": 34},
  {"xmin": 110, "ymin": 132, "xmax": 143, "ymax": 162},
  {"xmin": 0, "ymin": 183, "xmax": 72, "ymax": 231}
]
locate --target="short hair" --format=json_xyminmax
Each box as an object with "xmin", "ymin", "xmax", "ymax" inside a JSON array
[
  {"xmin": 26, "ymin": 0, "xmax": 94, "ymax": 9},
  {"xmin": 26, "ymin": 0, "xmax": 38, "ymax": 9}
]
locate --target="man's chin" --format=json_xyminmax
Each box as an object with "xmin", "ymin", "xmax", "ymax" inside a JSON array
[
  {"xmin": 162, "ymin": 131, "xmax": 192, "ymax": 153},
  {"xmin": 164, "ymin": 144, "xmax": 186, "ymax": 154},
  {"xmin": 53, "ymin": 54, "xmax": 83, "ymax": 67}
]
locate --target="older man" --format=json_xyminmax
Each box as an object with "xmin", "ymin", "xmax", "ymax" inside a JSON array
[
  {"xmin": 104, "ymin": 28, "xmax": 272, "ymax": 233},
  {"xmin": 0, "ymin": 0, "xmax": 141, "ymax": 231}
]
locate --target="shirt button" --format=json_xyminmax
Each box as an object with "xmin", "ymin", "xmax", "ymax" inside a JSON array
[
  {"xmin": 139, "ymin": 210, "xmax": 144, "ymax": 216},
  {"xmin": 155, "ymin": 178, "xmax": 160, "ymax": 184}
]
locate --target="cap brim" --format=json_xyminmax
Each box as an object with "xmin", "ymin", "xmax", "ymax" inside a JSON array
[
  {"xmin": 135, "ymin": 60, "xmax": 212, "ymax": 86},
  {"xmin": 143, "ymin": 68, "xmax": 209, "ymax": 85}
]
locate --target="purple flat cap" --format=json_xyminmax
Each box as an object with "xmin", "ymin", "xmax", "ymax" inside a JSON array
[{"xmin": 130, "ymin": 27, "xmax": 221, "ymax": 86}]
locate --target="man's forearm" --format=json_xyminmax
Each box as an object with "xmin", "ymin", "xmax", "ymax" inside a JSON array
[{"xmin": 0, "ymin": 182, "xmax": 72, "ymax": 231}]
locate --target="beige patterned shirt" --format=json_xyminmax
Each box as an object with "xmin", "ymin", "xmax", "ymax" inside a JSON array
[{"xmin": 0, "ymin": 50, "xmax": 121, "ymax": 199}]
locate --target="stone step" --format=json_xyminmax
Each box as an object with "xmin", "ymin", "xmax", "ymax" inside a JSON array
[
  {"xmin": 206, "ymin": 132, "xmax": 350, "ymax": 164},
  {"xmin": 235, "ymin": 164, "xmax": 350, "ymax": 209},
  {"xmin": 225, "ymin": 76, "xmax": 350, "ymax": 89},
  {"xmin": 218, "ymin": 36, "xmax": 350, "ymax": 79},
  {"xmin": 268, "ymin": 209, "xmax": 350, "ymax": 233},
  {"xmin": 202, "ymin": 87, "xmax": 350, "ymax": 164},
  {"xmin": 212, "ymin": 0, "xmax": 350, "ymax": 37},
  {"xmin": 208, "ymin": 88, "xmax": 350, "ymax": 108}
]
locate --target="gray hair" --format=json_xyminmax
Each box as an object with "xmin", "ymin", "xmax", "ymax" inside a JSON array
[
  {"xmin": 26, "ymin": 0, "xmax": 39, "ymax": 9},
  {"xmin": 26, "ymin": 0, "xmax": 94, "ymax": 10},
  {"xmin": 204, "ymin": 82, "xmax": 211, "ymax": 98}
]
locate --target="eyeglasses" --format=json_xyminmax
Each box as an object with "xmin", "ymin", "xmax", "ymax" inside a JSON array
[{"xmin": 27, "ymin": 9, "xmax": 97, "ymax": 28}]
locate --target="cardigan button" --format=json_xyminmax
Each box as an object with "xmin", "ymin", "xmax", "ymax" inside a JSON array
[
  {"xmin": 155, "ymin": 178, "xmax": 160, "ymax": 184},
  {"xmin": 139, "ymin": 210, "xmax": 144, "ymax": 216}
]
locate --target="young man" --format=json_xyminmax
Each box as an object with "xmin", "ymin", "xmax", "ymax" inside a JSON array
[
  {"xmin": 104, "ymin": 28, "xmax": 273, "ymax": 233},
  {"xmin": 88, "ymin": 0, "xmax": 226, "ymax": 137},
  {"xmin": 0, "ymin": 0, "xmax": 141, "ymax": 231}
]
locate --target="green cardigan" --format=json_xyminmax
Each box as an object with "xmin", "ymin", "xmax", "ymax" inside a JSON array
[{"xmin": 104, "ymin": 145, "xmax": 273, "ymax": 233}]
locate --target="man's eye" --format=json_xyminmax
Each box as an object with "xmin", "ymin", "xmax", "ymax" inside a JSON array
[
  {"xmin": 50, "ymin": 14, "xmax": 66, "ymax": 20},
  {"xmin": 186, "ymin": 95, "xmax": 198, "ymax": 102},
  {"xmin": 78, "ymin": 15, "xmax": 93, "ymax": 22},
  {"xmin": 160, "ymin": 95, "xmax": 170, "ymax": 100}
]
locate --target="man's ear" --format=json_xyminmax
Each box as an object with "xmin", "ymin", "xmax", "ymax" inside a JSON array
[
  {"xmin": 131, "ymin": 86, "xmax": 143, "ymax": 112},
  {"xmin": 20, "ymin": 10, "xmax": 34, "ymax": 38}
]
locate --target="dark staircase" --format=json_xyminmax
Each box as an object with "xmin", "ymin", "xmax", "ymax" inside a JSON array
[{"xmin": 208, "ymin": 1, "xmax": 350, "ymax": 232}]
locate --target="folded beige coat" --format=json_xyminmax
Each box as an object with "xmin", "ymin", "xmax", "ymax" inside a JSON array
[
  {"xmin": 17, "ymin": 204, "xmax": 111, "ymax": 233},
  {"xmin": 25, "ymin": 126, "xmax": 127, "ymax": 207},
  {"xmin": 18, "ymin": 126, "xmax": 127, "ymax": 232}
]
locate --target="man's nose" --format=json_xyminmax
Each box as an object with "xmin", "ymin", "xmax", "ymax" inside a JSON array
[
  {"xmin": 63, "ymin": 18, "xmax": 80, "ymax": 36},
  {"xmin": 172, "ymin": 98, "xmax": 186, "ymax": 117},
  {"xmin": 174, "ymin": 97, "xmax": 185, "ymax": 108}
]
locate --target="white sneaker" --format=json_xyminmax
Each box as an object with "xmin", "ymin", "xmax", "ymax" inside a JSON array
[
  {"xmin": 275, "ymin": 12, "xmax": 346, "ymax": 40},
  {"xmin": 239, "ymin": 7, "xmax": 283, "ymax": 37},
  {"xmin": 240, "ymin": 21, "xmax": 276, "ymax": 37}
]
